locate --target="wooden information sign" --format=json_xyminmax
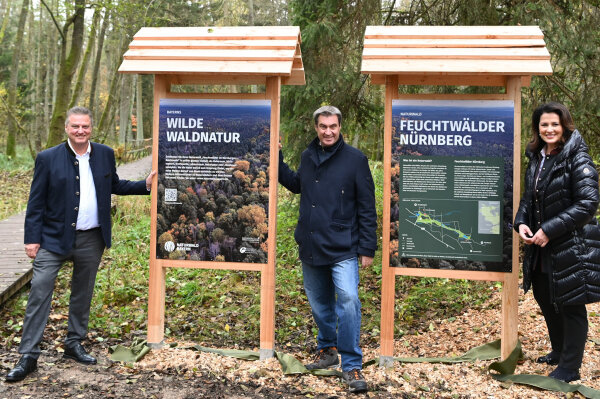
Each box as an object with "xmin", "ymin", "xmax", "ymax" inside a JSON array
[
  {"xmin": 119, "ymin": 26, "xmax": 305, "ymax": 358},
  {"xmin": 361, "ymin": 25, "xmax": 552, "ymax": 365}
]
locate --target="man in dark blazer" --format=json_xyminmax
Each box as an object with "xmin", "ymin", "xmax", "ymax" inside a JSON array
[
  {"xmin": 278, "ymin": 106, "xmax": 377, "ymax": 393},
  {"xmin": 6, "ymin": 106, "xmax": 156, "ymax": 382}
]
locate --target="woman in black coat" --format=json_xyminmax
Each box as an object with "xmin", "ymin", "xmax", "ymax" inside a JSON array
[{"xmin": 514, "ymin": 102, "xmax": 600, "ymax": 382}]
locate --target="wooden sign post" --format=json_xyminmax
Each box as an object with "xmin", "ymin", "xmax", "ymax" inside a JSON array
[
  {"xmin": 119, "ymin": 26, "xmax": 305, "ymax": 359},
  {"xmin": 361, "ymin": 26, "xmax": 552, "ymax": 365}
]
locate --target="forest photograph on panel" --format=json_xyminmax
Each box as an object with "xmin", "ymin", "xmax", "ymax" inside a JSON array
[{"xmin": 156, "ymin": 99, "xmax": 271, "ymax": 264}]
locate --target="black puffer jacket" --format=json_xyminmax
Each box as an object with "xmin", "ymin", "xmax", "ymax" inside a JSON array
[{"xmin": 514, "ymin": 130, "xmax": 600, "ymax": 306}]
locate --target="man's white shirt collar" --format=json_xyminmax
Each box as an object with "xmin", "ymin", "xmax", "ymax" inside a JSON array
[{"xmin": 67, "ymin": 139, "xmax": 91, "ymax": 157}]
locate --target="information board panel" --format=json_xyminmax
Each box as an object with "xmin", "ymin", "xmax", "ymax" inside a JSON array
[
  {"xmin": 391, "ymin": 100, "xmax": 513, "ymax": 272},
  {"xmin": 156, "ymin": 99, "xmax": 271, "ymax": 263}
]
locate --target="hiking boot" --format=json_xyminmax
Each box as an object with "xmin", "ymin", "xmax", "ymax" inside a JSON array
[
  {"xmin": 343, "ymin": 369, "xmax": 368, "ymax": 393},
  {"xmin": 305, "ymin": 347, "xmax": 339, "ymax": 370}
]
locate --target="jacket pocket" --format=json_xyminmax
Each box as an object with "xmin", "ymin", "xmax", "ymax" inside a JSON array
[
  {"xmin": 330, "ymin": 218, "xmax": 352, "ymax": 251},
  {"xmin": 294, "ymin": 218, "xmax": 305, "ymax": 246}
]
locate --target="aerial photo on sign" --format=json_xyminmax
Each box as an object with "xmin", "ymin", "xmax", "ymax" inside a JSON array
[
  {"xmin": 156, "ymin": 99, "xmax": 271, "ymax": 264},
  {"xmin": 390, "ymin": 100, "xmax": 514, "ymax": 272}
]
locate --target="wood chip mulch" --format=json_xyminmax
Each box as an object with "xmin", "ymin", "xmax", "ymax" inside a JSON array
[{"xmin": 133, "ymin": 287, "xmax": 600, "ymax": 398}]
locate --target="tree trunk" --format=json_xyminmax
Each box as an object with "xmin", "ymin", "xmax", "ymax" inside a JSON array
[
  {"xmin": 118, "ymin": 74, "xmax": 130, "ymax": 144},
  {"xmin": 248, "ymin": 0, "xmax": 254, "ymax": 25},
  {"xmin": 33, "ymin": 1, "xmax": 44, "ymax": 151},
  {"xmin": 127, "ymin": 76, "xmax": 135, "ymax": 142},
  {"xmin": 50, "ymin": 39, "xmax": 58, "ymax": 120},
  {"xmin": 96, "ymin": 63, "xmax": 123, "ymax": 142},
  {"xmin": 68, "ymin": 5, "xmax": 101, "ymax": 110},
  {"xmin": 42, "ymin": 4, "xmax": 57, "ymax": 144},
  {"xmin": 45, "ymin": 0, "xmax": 86, "ymax": 148},
  {"xmin": 88, "ymin": 6, "xmax": 110, "ymax": 118},
  {"xmin": 6, "ymin": 0, "xmax": 29, "ymax": 158},
  {"xmin": 135, "ymin": 74, "xmax": 143, "ymax": 142},
  {"xmin": 0, "ymin": 0, "xmax": 11, "ymax": 44}
]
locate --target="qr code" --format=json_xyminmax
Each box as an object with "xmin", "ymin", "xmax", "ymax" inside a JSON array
[{"xmin": 165, "ymin": 188, "xmax": 178, "ymax": 202}]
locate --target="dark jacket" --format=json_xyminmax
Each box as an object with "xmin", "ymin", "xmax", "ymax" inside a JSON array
[
  {"xmin": 514, "ymin": 130, "xmax": 600, "ymax": 306},
  {"xmin": 25, "ymin": 141, "xmax": 148, "ymax": 255},
  {"xmin": 279, "ymin": 136, "xmax": 377, "ymax": 266}
]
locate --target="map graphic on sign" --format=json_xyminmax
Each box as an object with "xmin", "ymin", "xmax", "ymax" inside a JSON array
[
  {"xmin": 478, "ymin": 201, "xmax": 500, "ymax": 234},
  {"xmin": 400, "ymin": 197, "xmax": 501, "ymax": 262}
]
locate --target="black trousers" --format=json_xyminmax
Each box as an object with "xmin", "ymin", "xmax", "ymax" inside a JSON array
[{"xmin": 531, "ymin": 269, "xmax": 588, "ymax": 370}]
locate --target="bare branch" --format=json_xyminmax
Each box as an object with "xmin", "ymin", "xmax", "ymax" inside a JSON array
[
  {"xmin": 40, "ymin": 0, "xmax": 66, "ymax": 42},
  {"xmin": 384, "ymin": 0, "xmax": 396, "ymax": 25},
  {"xmin": 545, "ymin": 75, "xmax": 577, "ymax": 103}
]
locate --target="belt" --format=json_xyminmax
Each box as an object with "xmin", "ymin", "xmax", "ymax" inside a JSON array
[{"xmin": 76, "ymin": 227, "xmax": 101, "ymax": 232}]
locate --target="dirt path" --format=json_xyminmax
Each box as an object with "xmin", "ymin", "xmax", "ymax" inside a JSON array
[{"xmin": 2, "ymin": 287, "xmax": 599, "ymax": 398}]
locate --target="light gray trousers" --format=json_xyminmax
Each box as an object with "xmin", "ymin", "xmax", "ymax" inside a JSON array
[{"xmin": 19, "ymin": 228, "xmax": 105, "ymax": 358}]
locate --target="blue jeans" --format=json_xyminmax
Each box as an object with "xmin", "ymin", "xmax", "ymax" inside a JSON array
[{"xmin": 302, "ymin": 257, "xmax": 362, "ymax": 371}]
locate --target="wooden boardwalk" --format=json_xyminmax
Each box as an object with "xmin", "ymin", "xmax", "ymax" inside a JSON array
[{"xmin": 0, "ymin": 155, "xmax": 153, "ymax": 306}]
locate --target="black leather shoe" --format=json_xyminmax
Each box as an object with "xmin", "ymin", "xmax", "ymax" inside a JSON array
[
  {"xmin": 536, "ymin": 352, "xmax": 560, "ymax": 365},
  {"xmin": 63, "ymin": 343, "xmax": 97, "ymax": 365},
  {"xmin": 6, "ymin": 355, "xmax": 37, "ymax": 382},
  {"xmin": 549, "ymin": 366, "xmax": 580, "ymax": 382}
]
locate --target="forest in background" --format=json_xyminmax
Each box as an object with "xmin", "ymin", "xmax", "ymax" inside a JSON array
[{"xmin": 0, "ymin": 0, "xmax": 598, "ymax": 166}]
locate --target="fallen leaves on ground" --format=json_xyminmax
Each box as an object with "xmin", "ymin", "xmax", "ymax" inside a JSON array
[{"xmin": 2, "ymin": 286, "xmax": 600, "ymax": 398}]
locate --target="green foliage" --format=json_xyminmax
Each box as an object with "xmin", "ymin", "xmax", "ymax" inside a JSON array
[
  {"xmin": 88, "ymin": 196, "xmax": 153, "ymax": 337},
  {"xmin": 1, "ymin": 0, "xmax": 599, "ymax": 172},
  {"xmin": 382, "ymin": 0, "xmax": 600, "ymax": 161},
  {"xmin": 0, "ymin": 145, "xmax": 33, "ymax": 171},
  {"xmin": 1, "ymin": 163, "xmax": 496, "ymax": 349},
  {"xmin": 282, "ymin": 0, "xmax": 383, "ymax": 167},
  {"xmin": 0, "ymin": 146, "xmax": 33, "ymax": 219},
  {"xmin": 513, "ymin": 1, "xmax": 600, "ymax": 159},
  {"xmin": 276, "ymin": 189, "xmax": 300, "ymax": 266},
  {"xmin": 395, "ymin": 277, "xmax": 494, "ymax": 329},
  {"xmin": 371, "ymin": 160, "xmax": 384, "ymax": 274}
]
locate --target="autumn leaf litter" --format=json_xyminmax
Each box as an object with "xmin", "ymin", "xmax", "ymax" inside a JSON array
[{"xmin": 132, "ymin": 287, "xmax": 600, "ymax": 398}]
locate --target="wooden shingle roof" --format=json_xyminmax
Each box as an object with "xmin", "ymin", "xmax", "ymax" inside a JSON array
[
  {"xmin": 361, "ymin": 26, "xmax": 552, "ymax": 86},
  {"xmin": 119, "ymin": 26, "xmax": 305, "ymax": 85}
]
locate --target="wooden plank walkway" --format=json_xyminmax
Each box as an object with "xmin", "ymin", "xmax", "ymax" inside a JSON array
[{"xmin": 0, "ymin": 155, "xmax": 153, "ymax": 306}]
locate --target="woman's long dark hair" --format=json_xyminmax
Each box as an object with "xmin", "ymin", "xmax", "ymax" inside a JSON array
[{"xmin": 527, "ymin": 102, "xmax": 576, "ymax": 152}]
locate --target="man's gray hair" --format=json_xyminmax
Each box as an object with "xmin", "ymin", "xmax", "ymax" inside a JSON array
[
  {"xmin": 65, "ymin": 106, "xmax": 93, "ymax": 127},
  {"xmin": 313, "ymin": 105, "xmax": 342, "ymax": 126}
]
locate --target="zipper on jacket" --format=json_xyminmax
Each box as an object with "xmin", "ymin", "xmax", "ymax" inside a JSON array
[{"xmin": 340, "ymin": 189, "xmax": 344, "ymax": 216}]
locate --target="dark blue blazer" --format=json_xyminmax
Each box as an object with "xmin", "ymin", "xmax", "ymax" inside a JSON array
[
  {"xmin": 25, "ymin": 141, "xmax": 148, "ymax": 255},
  {"xmin": 279, "ymin": 136, "xmax": 377, "ymax": 266}
]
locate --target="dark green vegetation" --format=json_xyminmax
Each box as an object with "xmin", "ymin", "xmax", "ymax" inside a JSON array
[
  {"xmin": 0, "ymin": 149, "xmax": 33, "ymax": 219},
  {"xmin": 0, "ymin": 1, "xmax": 599, "ymax": 164},
  {"xmin": 1, "ymin": 160, "xmax": 494, "ymax": 351},
  {"xmin": 281, "ymin": 0, "xmax": 600, "ymax": 167}
]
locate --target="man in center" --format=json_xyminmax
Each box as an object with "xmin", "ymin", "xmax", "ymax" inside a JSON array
[{"xmin": 279, "ymin": 105, "xmax": 377, "ymax": 393}]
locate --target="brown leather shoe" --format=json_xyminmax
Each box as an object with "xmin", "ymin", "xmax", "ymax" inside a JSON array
[
  {"xmin": 6, "ymin": 355, "xmax": 37, "ymax": 382},
  {"xmin": 63, "ymin": 343, "xmax": 97, "ymax": 365}
]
